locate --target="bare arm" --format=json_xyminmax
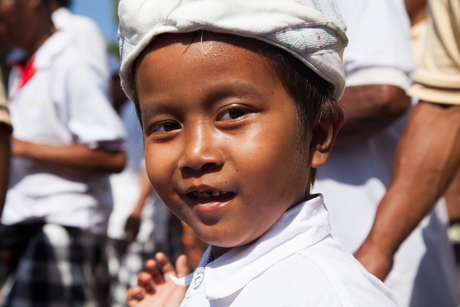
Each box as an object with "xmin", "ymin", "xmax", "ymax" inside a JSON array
[
  {"xmin": 11, "ymin": 138, "xmax": 126, "ymax": 174},
  {"xmin": 124, "ymin": 168, "xmax": 154, "ymax": 242},
  {"xmin": 354, "ymin": 102, "xmax": 460, "ymax": 280},
  {"xmin": 335, "ymin": 85, "xmax": 411, "ymax": 146},
  {"xmin": 0, "ymin": 124, "xmax": 10, "ymax": 217},
  {"xmin": 445, "ymin": 167, "xmax": 460, "ymax": 222},
  {"xmin": 405, "ymin": 0, "xmax": 427, "ymax": 25}
]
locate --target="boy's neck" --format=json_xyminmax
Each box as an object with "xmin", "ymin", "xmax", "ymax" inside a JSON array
[
  {"xmin": 27, "ymin": 27, "xmax": 57, "ymax": 55},
  {"xmin": 209, "ymin": 196, "xmax": 315, "ymax": 262},
  {"xmin": 210, "ymin": 245, "xmax": 232, "ymax": 261}
]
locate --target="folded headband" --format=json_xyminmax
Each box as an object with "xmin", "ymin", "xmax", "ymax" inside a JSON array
[{"xmin": 118, "ymin": 0, "xmax": 348, "ymax": 101}]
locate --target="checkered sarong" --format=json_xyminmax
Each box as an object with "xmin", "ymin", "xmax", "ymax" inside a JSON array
[
  {"xmin": 0, "ymin": 224, "xmax": 109, "ymax": 307},
  {"xmin": 106, "ymin": 224, "xmax": 182, "ymax": 307},
  {"xmin": 107, "ymin": 239, "xmax": 158, "ymax": 307}
]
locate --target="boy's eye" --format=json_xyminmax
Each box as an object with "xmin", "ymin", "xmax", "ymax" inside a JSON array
[
  {"xmin": 218, "ymin": 107, "xmax": 249, "ymax": 121},
  {"xmin": 150, "ymin": 121, "xmax": 181, "ymax": 133}
]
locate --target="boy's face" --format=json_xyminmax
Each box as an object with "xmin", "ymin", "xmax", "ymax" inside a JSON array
[
  {"xmin": 0, "ymin": 0, "xmax": 32, "ymax": 47},
  {"xmin": 136, "ymin": 33, "xmax": 312, "ymax": 251}
]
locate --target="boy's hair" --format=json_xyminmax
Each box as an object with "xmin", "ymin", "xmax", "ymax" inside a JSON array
[
  {"xmin": 130, "ymin": 33, "xmax": 337, "ymax": 186},
  {"xmin": 258, "ymin": 45, "xmax": 338, "ymax": 185}
]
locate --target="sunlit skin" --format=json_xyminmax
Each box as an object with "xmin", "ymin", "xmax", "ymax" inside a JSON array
[
  {"xmin": 0, "ymin": 0, "xmax": 24, "ymax": 44},
  {"xmin": 135, "ymin": 33, "xmax": 333, "ymax": 259},
  {"xmin": 0, "ymin": 0, "xmax": 55, "ymax": 53}
]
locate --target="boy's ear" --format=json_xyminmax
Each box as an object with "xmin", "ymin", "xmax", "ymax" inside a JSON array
[{"xmin": 309, "ymin": 101, "xmax": 344, "ymax": 168}]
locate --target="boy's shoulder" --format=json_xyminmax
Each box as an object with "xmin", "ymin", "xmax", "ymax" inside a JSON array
[
  {"xmin": 231, "ymin": 237, "xmax": 400, "ymax": 306},
  {"xmin": 228, "ymin": 246, "xmax": 342, "ymax": 306}
]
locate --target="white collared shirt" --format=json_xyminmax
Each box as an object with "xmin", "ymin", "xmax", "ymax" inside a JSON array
[{"xmin": 172, "ymin": 196, "xmax": 400, "ymax": 306}]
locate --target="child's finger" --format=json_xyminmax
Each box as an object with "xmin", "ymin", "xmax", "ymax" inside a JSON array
[
  {"xmin": 145, "ymin": 258, "xmax": 164, "ymax": 285},
  {"xmin": 137, "ymin": 271, "xmax": 155, "ymax": 294},
  {"xmin": 176, "ymin": 255, "xmax": 190, "ymax": 278},
  {"xmin": 156, "ymin": 252, "xmax": 176, "ymax": 276},
  {"xmin": 127, "ymin": 287, "xmax": 143, "ymax": 307}
]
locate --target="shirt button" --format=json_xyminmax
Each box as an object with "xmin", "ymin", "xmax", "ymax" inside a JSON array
[{"xmin": 192, "ymin": 271, "xmax": 204, "ymax": 289}]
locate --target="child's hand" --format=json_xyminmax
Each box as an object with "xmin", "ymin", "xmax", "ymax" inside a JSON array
[
  {"xmin": 127, "ymin": 252, "xmax": 189, "ymax": 307},
  {"xmin": 123, "ymin": 214, "xmax": 141, "ymax": 243}
]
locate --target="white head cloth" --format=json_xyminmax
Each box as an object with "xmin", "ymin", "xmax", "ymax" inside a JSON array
[{"xmin": 118, "ymin": 0, "xmax": 348, "ymax": 101}]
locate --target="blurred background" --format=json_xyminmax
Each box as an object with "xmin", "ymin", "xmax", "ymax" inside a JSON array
[
  {"xmin": 0, "ymin": 0, "xmax": 120, "ymax": 84},
  {"xmin": 70, "ymin": 0, "xmax": 119, "ymax": 53}
]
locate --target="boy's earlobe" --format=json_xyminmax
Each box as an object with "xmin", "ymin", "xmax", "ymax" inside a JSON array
[{"xmin": 309, "ymin": 102, "xmax": 344, "ymax": 168}]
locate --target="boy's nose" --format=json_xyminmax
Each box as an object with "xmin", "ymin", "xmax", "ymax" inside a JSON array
[{"xmin": 178, "ymin": 124, "xmax": 223, "ymax": 172}]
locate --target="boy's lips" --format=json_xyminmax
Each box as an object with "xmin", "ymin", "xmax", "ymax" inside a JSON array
[{"xmin": 185, "ymin": 186, "xmax": 235, "ymax": 213}]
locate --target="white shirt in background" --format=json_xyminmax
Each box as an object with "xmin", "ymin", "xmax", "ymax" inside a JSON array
[{"xmin": 52, "ymin": 7, "xmax": 110, "ymax": 81}]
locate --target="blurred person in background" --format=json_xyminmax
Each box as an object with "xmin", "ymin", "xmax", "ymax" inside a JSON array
[
  {"xmin": 355, "ymin": 0, "xmax": 460, "ymax": 305},
  {"xmin": 0, "ymin": 68, "xmax": 11, "ymax": 218},
  {"xmin": 407, "ymin": 0, "xmax": 460, "ymax": 265},
  {"xmin": 0, "ymin": 0, "xmax": 126, "ymax": 305},
  {"xmin": 106, "ymin": 55, "xmax": 181, "ymax": 307},
  {"xmin": 311, "ymin": 0, "xmax": 459, "ymax": 306}
]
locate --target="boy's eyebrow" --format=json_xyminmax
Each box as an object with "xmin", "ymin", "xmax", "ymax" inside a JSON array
[
  {"xmin": 140, "ymin": 82, "xmax": 267, "ymax": 117},
  {"xmin": 201, "ymin": 82, "xmax": 266, "ymax": 103},
  {"xmin": 140, "ymin": 103, "xmax": 182, "ymax": 118}
]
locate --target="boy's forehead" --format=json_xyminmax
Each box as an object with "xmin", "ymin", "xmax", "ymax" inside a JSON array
[
  {"xmin": 136, "ymin": 32, "xmax": 274, "ymax": 75},
  {"xmin": 144, "ymin": 32, "xmax": 267, "ymax": 57},
  {"xmin": 136, "ymin": 32, "xmax": 277, "ymax": 90},
  {"xmin": 135, "ymin": 30, "xmax": 303, "ymax": 140}
]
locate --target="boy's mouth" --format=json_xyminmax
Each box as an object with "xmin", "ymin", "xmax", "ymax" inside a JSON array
[{"xmin": 186, "ymin": 190, "xmax": 235, "ymax": 203}]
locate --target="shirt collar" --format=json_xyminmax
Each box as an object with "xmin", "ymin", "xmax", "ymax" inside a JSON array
[
  {"xmin": 8, "ymin": 31, "xmax": 74, "ymax": 99},
  {"xmin": 172, "ymin": 194, "xmax": 332, "ymax": 300},
  {"xmin": 52, "ymin": 7, "xmax": 72, "ymax": 28}
]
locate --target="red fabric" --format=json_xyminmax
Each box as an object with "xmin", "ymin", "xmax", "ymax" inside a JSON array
[{"xmin": 13, "ymin": 57, "xmax": 36, "ymax": 89}]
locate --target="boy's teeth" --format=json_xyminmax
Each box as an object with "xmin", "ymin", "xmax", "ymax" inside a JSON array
[{"xmin": 192, "ymin": 190, "xmax": 227, "ymax": 198}]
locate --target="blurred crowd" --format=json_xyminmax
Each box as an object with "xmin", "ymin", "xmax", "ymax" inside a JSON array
[{"xmin": 0, "ymin": 0, "xmax": 458, "ymax": 306}]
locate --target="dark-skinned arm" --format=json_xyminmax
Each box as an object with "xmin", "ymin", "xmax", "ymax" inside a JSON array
[
  {"xmin": 335, "ymin": 84, "xmax": 411, "ymax": 146},
  {"xmin": 354, "ymin": 101, "xmax": 460, "ymax": 280},
  {"xmin": 124, "ymin": 167, "xmax": 153, "ymax": 243},
  {"xmin": 12, "ymin": 138, "xmax": 126, "ymax": 174},
  {"xmin": 0, "ymin": 124, "xmax": 10, "ymax": 218},
  {"xmin": 445, "ymin": 167, "xmax": 460, "ymax": 222},
  {"xmin": 405, "ymin": 0, "xmax": 427, "ymax": 25}
]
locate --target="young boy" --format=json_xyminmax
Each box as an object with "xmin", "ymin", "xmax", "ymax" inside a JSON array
[{"xmin": 117, "ymin": 0, "xmax": 401, "ymax": 305}]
